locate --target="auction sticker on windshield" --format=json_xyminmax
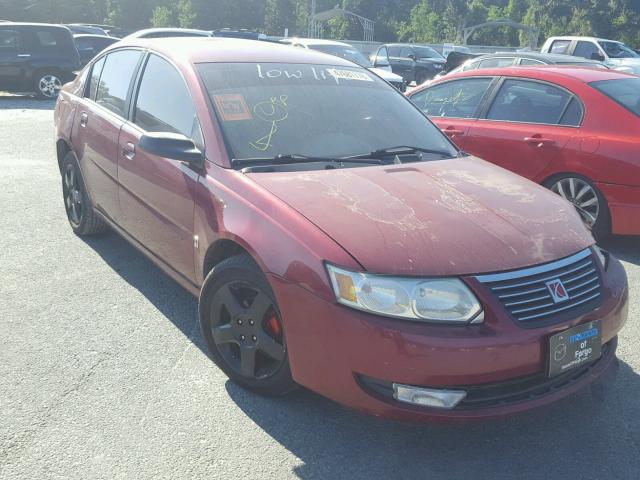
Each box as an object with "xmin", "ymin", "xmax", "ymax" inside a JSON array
[
  {"xmin": 548, "ymin": 320, "xmax": 602, "ymax": 377},
  {"xmin": 213, "ymin": 94, "xmax": 252, "ymax": 121}
]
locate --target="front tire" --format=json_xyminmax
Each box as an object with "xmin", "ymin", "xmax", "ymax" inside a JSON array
[
  {"xmin": 61, "ymin": 152, "xmax": 108, "ymax": 236},
  {"xmin": 199, "ymin": 254, "xmax": 296, "ymax": 396},
  {"xmin": 544, "ymin": 174, "xmax": 610, "ymax": 239}
]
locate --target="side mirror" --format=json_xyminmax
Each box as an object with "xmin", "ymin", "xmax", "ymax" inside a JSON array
[
  {"xmin": 590, "ymin": 52, "xmax": 605, "ymax": 61},
  {"xmin": 408, "ymin": 53, "xmax": 417, "ymax": 61},
  {"xmin": 139, "ymin": 132, "xmax": 203, "ymax": 164}
]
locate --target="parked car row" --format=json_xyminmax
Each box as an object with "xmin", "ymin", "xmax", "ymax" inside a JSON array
[{"xmin": 54, "ymin": 36, "xmax": 630, "ymax": 423}]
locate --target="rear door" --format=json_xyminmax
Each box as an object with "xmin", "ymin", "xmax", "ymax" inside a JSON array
[
  {"xmin": 72, "ymin": 49, "xmax": 143, "ymax": 220},
  {"xmin": 118, "ymin": 53, "xmax": 201, "ymax": 281},
  {"xmin": 388, "ymin": 46, "xmax": 413, "ymax": 80},
  {"xmin": 408, "ymin": 77, "xmax": 496, "ymax": 151},
  {"xmin": 467, "ymin": 78, "xmax": 582, "ymax": 180}
]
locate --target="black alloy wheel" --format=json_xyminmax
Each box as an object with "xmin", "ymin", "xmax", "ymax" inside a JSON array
[
  {"xmin": 61, "ymin": 151, "xmax": 108, "ymax": 235},
  {"xmin": 63, "ymin": 162, "xmax": 83, "ymax": 227},
  {"xmin": 199, "ymin": 254, "xmax": 296, "ymax": 395}
]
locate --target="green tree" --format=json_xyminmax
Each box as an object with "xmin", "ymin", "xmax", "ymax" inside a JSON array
[
  {"xmin": 265, "ymin": 0, "xmax": 297, "ymax": 36},
  {"xmin": 177, "ymin": 0, "xmax": 196, "ymax": 28},
  {"xmin": 150, "ymin": 5, "xmax": 174, "ymax": 27}
]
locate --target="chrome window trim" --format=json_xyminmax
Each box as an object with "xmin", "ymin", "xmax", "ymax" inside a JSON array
[{"xmin": 475, "ymin": 249, "xmax": 592, "ymax": 283}]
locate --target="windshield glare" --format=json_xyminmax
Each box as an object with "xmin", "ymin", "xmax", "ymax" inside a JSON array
[
  {"xmin": 599, "ymin": 41, "xmax": 639, "ymax": 58},
  {"xmin": 198, "ymin": 63, "xmax": 456, "ymax": 163},
  {"xmin": 310, "ymin": 45, "xmax": 372, "ymax": 68}
]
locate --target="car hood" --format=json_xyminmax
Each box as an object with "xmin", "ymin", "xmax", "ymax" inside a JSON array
[
  {"xmin": 607, "ymin": 58, "xmax": 640, "ymax": 72},
  {"xmin": 248, "ymin": 157, "xmax": 593, "ymax": 276},
  {"xmin": 369, "ymin": 67, "xmax": 404, "ymax": 82}
]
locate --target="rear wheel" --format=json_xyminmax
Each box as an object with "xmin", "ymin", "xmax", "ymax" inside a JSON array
[
  {"xmin": 545, "ymin": 174, "xmax": 610, "ymax": 239},
  {"xmin": 61, "ymin": 152, "xmax": 108, "ymax": 235},
  {"xmin": 35, "ymin": 71, "xmax": 64, "ymax": 99},
  {"xmin": 199, "ymin": 254, "xmax": 296, "ymax": 396}
]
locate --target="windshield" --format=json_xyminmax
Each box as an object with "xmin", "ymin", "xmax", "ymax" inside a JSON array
[
  {"xmin": 599, "ymin": 41, "xmax": 639, "ymax": 58},
  {"xmin": 591, "ymin": 78, "xmax": 640, "ymax": 116},
  {"xmin": 309, "ymin": 44, "xmax": 372, "ymax": 68},
  {"xmin": 198, "ymin": 63, "xmax": 456, "ymax": 163},
  {"xmin": 414, "ymin": 46, "xmax": 444, "ymax": 60}
]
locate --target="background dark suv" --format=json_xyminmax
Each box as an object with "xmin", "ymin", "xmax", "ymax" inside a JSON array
[
  {"xmin": 372, "ymin": 43, "xmax": 446, "ymax": 85},
  {"xmin": 0, "ymin": 23, "xmax": 80, "ymax": 98}
]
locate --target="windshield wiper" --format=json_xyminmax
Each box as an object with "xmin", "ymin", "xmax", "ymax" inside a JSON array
[
  {"xmin": 344, "ymin": 145, "xmax": 462, "ymax": 161},
  {"xmin": 232, "ymin": 153, "xmax": 383, "ymax": 168}
]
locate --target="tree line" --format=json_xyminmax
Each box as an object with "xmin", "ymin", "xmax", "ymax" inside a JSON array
[{"xmin": 1, "ymin": 0, "xmax": 639, "ymax": 47}]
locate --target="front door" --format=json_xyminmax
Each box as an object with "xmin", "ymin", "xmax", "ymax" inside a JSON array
[
  {"xmin": 409, "ymin": 77, "xmax": 496, "ymax": 153},
  {"xmin": 117, "ymin": 54, "xmax": 201, "ymax": 281},
  {"xmin": 467, "ymin": 78, "xmax": 582, "ymax": 181}
]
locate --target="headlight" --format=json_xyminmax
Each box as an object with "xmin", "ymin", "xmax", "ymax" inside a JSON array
[
  {"xmin": 326, "ymin": 264, "xmax": 483, "ymax": 324},
  {"xmin": 592, "ymin": 246, "xmax": 608, "ymax": 270}
]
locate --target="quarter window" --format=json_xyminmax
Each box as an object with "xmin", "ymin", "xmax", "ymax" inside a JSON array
[
  {"xmin": 134, "ymin": 54, "xmax": 199, "ymax": 138},
  {"xmin": 478, "ymin": 57, "xmax": 515, "ymax": 68},
  {"xmin": 94, "ymin": 50, "xmax": 142, "ymax": 117},
  {"xmin": 87, "ymin": 55, "xmax": 106, "ymax": 101},
  {"xmin": 411, "ymin": 78, "xmax": 493, "ymax": 118},
  {"xmin": 486, "ymin": 79, "xmax": 579, "ymax": 125},
  {"xmin": 549, "ymin": 40, "xmax": 571, "ymax": 54}
]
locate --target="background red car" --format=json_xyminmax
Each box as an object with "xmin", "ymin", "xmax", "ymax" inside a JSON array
[{"xmin": 407, "ymin": 66, "xmax": 640, "ymax": 238}]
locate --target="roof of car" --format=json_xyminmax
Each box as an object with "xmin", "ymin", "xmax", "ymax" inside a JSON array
[
  {"xmin": 113, "ymin": 37, "xmax": 356, "ymax": 66},
  {"xmin": 474, "ymin": 52, "xmax": 602, "ymax": 64},
  {"xmin": 546, "ymin": 36, "xmax": 622, "ymax": 43},
  {"xmin": 73, "ymin": 34, "xmax": 117, "ymax": 40},
  {"xmin": 281, "ymin": 38, "xmax": 352, "ymax": 48},
  {"xmin": 125, "ymin": 28, "xmax": 211, "ymax": 39},
  {"xmin": 425, "ymin": 65, "xmax": 633, "ymax": 88},
  {"xmin": 0, "ymin": 22, "xmax": 71, "ymax": 30}
]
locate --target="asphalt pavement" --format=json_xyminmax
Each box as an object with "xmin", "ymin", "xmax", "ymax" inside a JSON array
[{"xmin": 0, "ymin": 96, "xmax": 638, "ymax": 480}]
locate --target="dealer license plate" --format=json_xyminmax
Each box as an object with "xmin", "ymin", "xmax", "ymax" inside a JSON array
[{"xmin": 548, "ymin": 320, "xmax": 602, "ymax": 378}]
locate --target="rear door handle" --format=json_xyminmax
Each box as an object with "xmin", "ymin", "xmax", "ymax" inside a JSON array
[
  {"xmin": 122, "ymin": 142, "xmax": 136, "ymax": 160},
  {"xmin": 444, "ymin": 127, "xmax": 464, "ymax": 137},
  {"xmin": 524, "ymin": 136, "xmax": 555, "ymax": 146},
  {"xmin": 17, "ymin": 54, "xmax": 31, "ymax": 58},
  {"xmin": 79, "ymin": 112, "xmax": 88, "ymax": 128}
]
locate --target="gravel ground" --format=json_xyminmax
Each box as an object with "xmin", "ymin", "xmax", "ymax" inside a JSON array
[{"xmin": 0, "ymin": 96, "xmax": 638, "ymax": 480}]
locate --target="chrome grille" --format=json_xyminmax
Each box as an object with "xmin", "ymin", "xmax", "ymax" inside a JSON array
[{"xmin": 476, "ymin": 249, "xmax": 602, "ymax": 323}]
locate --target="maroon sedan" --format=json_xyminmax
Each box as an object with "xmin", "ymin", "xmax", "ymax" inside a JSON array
[{"xmin": 54, "ymin": 38, "xmax": 628, "ymax": 421}]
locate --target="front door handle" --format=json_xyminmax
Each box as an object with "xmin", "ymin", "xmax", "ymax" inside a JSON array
[
  {"xmin": 79, "ymin": 112, "xmax": 88, "ymax": 128},
  {"xmin": 122, "ymin": 142, "xmax": 136, "ymax": 160},
  {"xmin": 524, "ymin": 136, "xmax": 555, "ymax": 146},
  {"xmin": 17, "ymin": 54, "xmax": 31, "ymax": 58},
  {"xmin": 444, "ymin": 127, "xmax": 464, "ymax": 137}
]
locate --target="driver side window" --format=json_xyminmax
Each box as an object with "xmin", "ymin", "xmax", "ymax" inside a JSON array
[{"xmin": 411, "ymin": 78, "xmax": 493, "ymax": 119}]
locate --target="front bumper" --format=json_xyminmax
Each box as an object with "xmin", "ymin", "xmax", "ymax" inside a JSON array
[{"xmin": 270, "ymin": 255, "xmax": 628, "ymax": 421}]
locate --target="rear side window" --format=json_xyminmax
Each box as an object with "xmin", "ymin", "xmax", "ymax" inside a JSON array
[
  {"xmin": 94, "ymin": 50, "xmax": 142, "ymax": 117},
  {"xmin": 486, "ymin": 79, "xmax": 580, "ymax": 125},
  {"xmin": 573, "ymin": 41, "xmax": 599, "ymax": 59},
  {"xmin": 519, "ymin": 58, "xmax": 545, "ymax": 66},
  {"xmin": 478, "ymin": 57, "xmax": 515, "ymax": 69},
  {"xmin": 559, "ymin": 97, "xmax": 584, "ymax": 126},
  {"xmin": 410, "ymin": 78, "xmax": 493, "ymax": 118},
  {"xmin": 87, "ymin": 56, "xmax": 106, "ymax": 100},
  {"xmin": 134, "ymin": 55, "xmax": 199, "ymax": 138},
  {"xmin": 0, "ymin": 29, "xmax": 18, "ymax": 50},
  {"xmin": 34, "ymin": 30, "xmax": 59, "ymax": 49},
  {"xmin": 591, "ymin": 78, "xmax": 640, "ymax": 116},
  {"xmin": 549, "ymin": 40, "xmax": 571, "ymax": 54},
  {"xmin": 388, "ymin": 46, "xmax": 401, "ymax": 57}
]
